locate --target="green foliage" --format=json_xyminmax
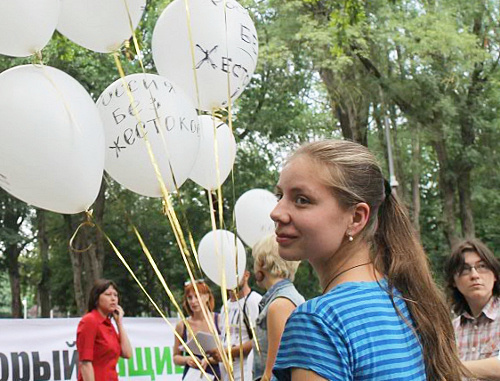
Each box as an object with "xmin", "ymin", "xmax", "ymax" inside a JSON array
[{"xmin": 1, "ymin": 0, "xmax": 500, "ymax": 317}]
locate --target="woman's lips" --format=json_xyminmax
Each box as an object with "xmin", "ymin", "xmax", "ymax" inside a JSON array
[{"xmin": 276, "ymin": 233, "xmax": 296, "ymax": 245}]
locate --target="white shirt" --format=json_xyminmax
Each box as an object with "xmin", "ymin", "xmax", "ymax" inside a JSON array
[{"xmin": 219, "ymin": 290, "xmax": 262, "ymax": 381}]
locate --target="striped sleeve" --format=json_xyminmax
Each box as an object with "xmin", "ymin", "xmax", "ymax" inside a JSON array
[{"xmin": 273, "ymin": 309, "xmax": 351, "ymax": 381}]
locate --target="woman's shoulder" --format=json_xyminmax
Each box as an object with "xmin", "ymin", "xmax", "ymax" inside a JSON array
[
  {"xmin": 175, "ymin": 319, "xmax": 185, "ymax": 332},
  {"xmin": 271, "ymin": 281, "xmax": 305, "ymax": 305},
  {"xmin": 79, "ymin": 310, "xmax": 101, "ymax": 324},
  {"xmin": 77, "ymin": 310, "xmax": 102, "ymax": 332}
]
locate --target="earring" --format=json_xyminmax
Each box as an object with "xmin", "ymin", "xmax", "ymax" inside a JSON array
[{"xmin": 347, "ymin": 233, "xmax": 353, "ymax": 242}]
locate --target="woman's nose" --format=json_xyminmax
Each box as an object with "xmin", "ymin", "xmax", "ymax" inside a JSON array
[
  {"xmin": 270, "ymin": 199, "xmax": 288, "ymax": 224},
  {"xmin": 469, "ymin": 267, "xmax": 480, "ymax": 278}
]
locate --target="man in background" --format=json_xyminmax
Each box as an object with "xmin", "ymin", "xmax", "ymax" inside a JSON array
[{"xmin": 212, "ymin": 270, "xmax": 262, "ymax": 381}]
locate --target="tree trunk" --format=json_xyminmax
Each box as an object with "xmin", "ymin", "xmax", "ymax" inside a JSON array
[
  {"xmin": 390, "ymin": 105, "xmax": 408, "ymax": 204},
  {"xmin": 457, "ymin": 171, "xmax": 475, "ymax": 239},
  {"xmin": 37, "ymin": 209, "xmax": 51, "ymax": 317},
  {"xmin": 410, "ymin": 128, "xmax": 421, "ymax": 236},
  {"xmin": 432, "ymin": 129, "xmax": 459, "ymax": 247},
  {"xmin": 319, "ymin": 67, "xmax": 368, "ymax": 146},
  {"xmin": 93, "ymin": 180, "xmax": 107, "ymax": 276},
  {"xmin": 65, "ymin": 214, "xmax": 86, "ymax": 315},
  {"xmin": 65, "ymin": 177, "xmax": 107, "ymax": 315},
  {"xmin": 2, "ymin": 194, "xmax": 27, "ymax": 318},
  {"xmin": 6, "ymin": 244, "xmax": 22, "ymax": 318}
]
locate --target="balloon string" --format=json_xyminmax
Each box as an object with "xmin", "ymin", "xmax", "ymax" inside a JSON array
[
  {"xmin": 130, "ymin": 223, "xmax": 223, "ymax": 380},
  {"xmin": 112, "ymin": 52, "xmax": 201, "ymax": 279},
  {"xmin": 119, "ymin": 3, "xmax": 238, "ymax": 377},
  {"xmin": 182, "ymin": 0, "xmax": 203, "ymax": 112},
  {"xmin": 38, "ymin": 64, "xmax": 83, "ymax": 135},
  {"xmin": 111, "ymin": 51, "xmax": 229, "ymax": 373},
  {"xmin": 120, "ymin": 1, "xmax": 204, "ymax": 275},
  {"xmin": 178, "ymin": 0, "xmax": 236, "ymax": 375},
  {"xmin": 113, "ymin": 49, "xmax": 233, "ymax": 374},
  {"xmin": 68, "ymin": 212, "xmax": 94, "ymax": 253},
  {"xmin": 99, "ymin": 174, "xmax": 219, "ymax": 374},
  {"xmin": 122, "ymin": 0, "xmax": 145, "ymax": 73}
]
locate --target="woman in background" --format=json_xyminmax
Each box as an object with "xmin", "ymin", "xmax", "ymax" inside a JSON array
[
  {"xmin": 252, "ymin": 234, "xmax": 304, "ymax": 381},
  {"xmin": 77, "ymin": 279, "xmax": 132, "ymax": 381},
  {"xmin": 173, "ymin": 280, "xmax": 221, "ymax": 380}
]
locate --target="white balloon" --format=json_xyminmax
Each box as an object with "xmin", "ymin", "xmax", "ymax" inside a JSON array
[
  {"xmin": 0, "ymin": 0, "xmax": 60, "ymax": 57},
  {"xmin": 235, "ymin": 189, "xmax": 277, "ymax": 248},
  {"xmin": 198, "ymin": 229, "xmax": 246, "ymax": 289},
  {"xmin": 97, "ymin": 73, "xmax": 201, "ymax": 197},
  {"xmin": 57, "ymin": 0, "xmax": 146, "ymax": 53},
  {"xmin": 152, "ymin": 0, "xmax": 258, "ymax": 111},
  {"xmin": 0, "ymin": 65, "xmax": 105, "ymax": 214},
  {"xmin": 189, "ymin": 116, "xmax": 236, "ymax": 190}
]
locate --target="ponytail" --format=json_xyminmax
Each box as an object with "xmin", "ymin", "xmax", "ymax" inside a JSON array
[{"xmin": 374, "ymin": 192, "xmax": 465, "ymax": 380}]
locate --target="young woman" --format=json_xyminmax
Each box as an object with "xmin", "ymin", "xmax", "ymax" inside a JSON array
[
  {"xmin": 76, "ymin": 279, "xmax": 132, "ymax": 381},
  {"xmin": 173, "ymin": 280, "xmax": 221, "ymax": 380},
  {"xmin": 444, "ymin": 239, "xmax": 500, "ymax": 378},
  {"xmin": 270, "ymin": 140, "xmax": 465, "ymax": 380}
]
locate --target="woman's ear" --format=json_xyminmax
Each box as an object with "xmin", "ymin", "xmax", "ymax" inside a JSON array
[
  {"xmin": 349, "ymin": 202, "xmax": 370, "ymax": 236},
  {"xmin": 255, "ymin": 270, "xmax": 265, "ymax": 283}
]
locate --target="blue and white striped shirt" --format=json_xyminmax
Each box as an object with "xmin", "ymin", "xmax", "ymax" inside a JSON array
[{"xmin": 273, "ymin": 280, "xmax": 426, "ymax": 380}]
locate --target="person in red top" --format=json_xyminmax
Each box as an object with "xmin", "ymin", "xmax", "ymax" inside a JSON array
[{"xmin": 77, "ymin": 279, "xmax": 132, "ymax": 381}]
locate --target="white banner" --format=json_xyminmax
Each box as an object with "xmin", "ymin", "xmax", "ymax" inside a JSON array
[{"xmin": 0, "ymin": 317, "xmax": 184, "ymax": 381}]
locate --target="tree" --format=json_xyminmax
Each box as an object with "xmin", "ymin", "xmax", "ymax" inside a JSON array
[{"xmin": 0, "ymin": 190, "xmax": 32, "ymax": 317}]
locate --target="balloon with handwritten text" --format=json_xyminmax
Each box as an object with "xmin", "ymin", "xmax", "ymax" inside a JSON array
[
  {"xmin": 189, "ymin": 115, "xmax": 236, "ymax": 191},
  {"xmin": 198, "ymin": 229, "xmax": 246, "ymax": 290},
  {"xmin": 0, "ymin": 0, "xmax": 60, "ymax": 57},
  {"xmin": 235, "ymin": 189, "xmax": 277, "ymax": 248},
  {"xmin": 97, "ymin": 73, "xmax": 201, "ymax": 197},
  {"xmin": 57, "ymin": 0, "xmax": 146, "ymax": 53},
  {"xmin": 152, "ymin": 0, "xmax": 258, "ymax": 112},
  {"xmin": 0, "ymin": 65, "xmax": 105, "ymax": 214}
]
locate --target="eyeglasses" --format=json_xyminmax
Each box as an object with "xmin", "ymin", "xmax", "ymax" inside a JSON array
[
  {"xmin": 457, "ymin": 263, "xmax": 491, "ymax": 277},
  {"xmin": 184, "ymin": 279, "xmax": 206, "ymax": 287}
]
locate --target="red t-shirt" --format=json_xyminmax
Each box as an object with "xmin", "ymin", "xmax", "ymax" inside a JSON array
[{"xmin": 76, "ymin": 309, "xmax": 121, "ymax": 381}]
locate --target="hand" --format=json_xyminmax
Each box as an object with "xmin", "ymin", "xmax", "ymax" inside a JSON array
[
  {"xmin": 206, "ymin": 348, "xmax": 222, "ymax": 363},
  {"xmin": 186, "ymin": 357, "xmax": 198, "ymax": 368},
  {"xmin": 200, "ymin": 358, "xmax": 209, "ymax": 370},
  {"xmin": 112, "ymin": 305, "xmax": 125, "ymax": 324}
]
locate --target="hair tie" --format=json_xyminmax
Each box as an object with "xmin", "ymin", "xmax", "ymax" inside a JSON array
[{"xmin": 384, "ymin": 179, "xmax": 392, "ymax": 199}]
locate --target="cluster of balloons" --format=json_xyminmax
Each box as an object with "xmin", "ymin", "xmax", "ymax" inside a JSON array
[
  {"xmin": 0, "ymin": 0, "xmax": 266, "ymax": 290},
  {"xmin": 0, "ymin": 0, "xmax": 258, "ymax": 214}
]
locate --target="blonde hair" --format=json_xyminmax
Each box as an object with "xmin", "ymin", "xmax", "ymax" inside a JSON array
[
  {"xmin": 291, "ymin": 139, "xmax": 465, "ymax": 381},
  {"xmin": 252, "ymin": 234, "xmax": 300, "ymax": 281}
]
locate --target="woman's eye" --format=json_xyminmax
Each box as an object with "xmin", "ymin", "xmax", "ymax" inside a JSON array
[
  {"xmin": 275, "ymin": 193, "xmax": 283, "ymax": 201},
  {"xmin": 296, "ymin": 196, "xmax": 310, "ymax": 205}
]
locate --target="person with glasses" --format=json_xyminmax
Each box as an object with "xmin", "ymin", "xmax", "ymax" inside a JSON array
[
  {"xmin": 173, "ymin": 280, "xmax": 221, "ymax": 380},
  {"xmin": 444, "ymin": 239, "xmax": 500, "ymax": 379}
]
